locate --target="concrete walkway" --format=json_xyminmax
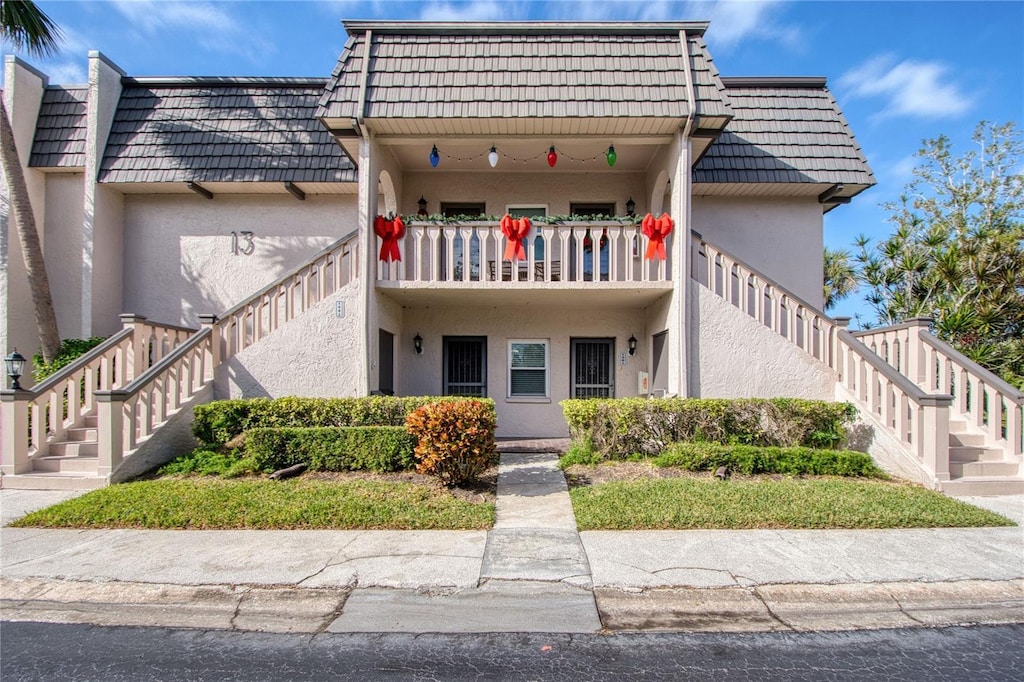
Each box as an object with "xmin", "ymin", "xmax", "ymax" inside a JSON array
[{"xmin": 1, "ymin": 451, "xmax": 1022, "ymax": 634}]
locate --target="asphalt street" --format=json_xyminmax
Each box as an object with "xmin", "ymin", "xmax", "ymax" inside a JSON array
[{"xmin": 2, "ymin": 621, "xmax": 1022, "ymax": 681}]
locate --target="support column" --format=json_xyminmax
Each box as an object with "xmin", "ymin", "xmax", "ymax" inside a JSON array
[
  {"xmin": 94, "ymin": 389, "xmax": 127, "ymax": 478},
  {"xmin": 1, "ymin": 390, "xmax": 32, "ymax": 474}
]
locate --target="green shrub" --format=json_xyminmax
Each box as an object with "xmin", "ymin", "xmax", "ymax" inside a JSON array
[
  {"xmin": 244, "ymin": 426, "xmax": 417, "ymax": 473},
  {"xmin": 193, "ymin": 396, "xmax": 496, "ymax": 447},
  {"xmin": 654, "ymin": 442, "xmax": 886, "ymax": 478},
  {"xmin": 159, "ymin": 448, "xmax": 241, "ymax": 477},
  {"xmin": 561, "ymin": 398, "xmax": 857, "ymax": 461},
  {"xmin": 33, "ymin": 337, "xmax": 107, "ymax": 382},
  {"xmin": 405, "ymin": 400, "xmax": 497, "ymax": 486}
]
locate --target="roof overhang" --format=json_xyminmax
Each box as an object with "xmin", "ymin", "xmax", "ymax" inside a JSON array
[{"xmin": 342, "ymin": 21, "xmax": 710, "ymax": 37}]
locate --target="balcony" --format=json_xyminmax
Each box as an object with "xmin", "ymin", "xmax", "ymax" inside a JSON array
[{"xmin": 375, "ymin": 221, "xmax": 674, "ymax": 306}]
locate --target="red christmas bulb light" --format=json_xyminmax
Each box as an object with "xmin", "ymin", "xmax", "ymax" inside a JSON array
[{"xmin": 547, "ymin": 146, "xmax": 558, "ymax": 168}]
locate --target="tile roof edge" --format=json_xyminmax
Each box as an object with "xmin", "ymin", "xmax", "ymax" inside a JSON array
[
  {"xmin": 120, "ymin": 77, "xmax": 329, "ymax": 87},
  {"xmin": 722, "ymin": 77, "xmax": 828, "ymax": 89},
  {"xmin": 342, "ymin": 20, "xmax": 710, "ymax": 36}
]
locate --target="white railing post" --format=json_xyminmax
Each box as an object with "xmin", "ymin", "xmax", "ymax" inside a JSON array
[
  {"xmin": 905, "ymin": 317, "xmax": 932, "ymax": 389},
  {"xmin": 1, "ymin": 390, "xmax": 32, "ymax": 475},
  {"xmin": 198, "ymin": 314, "xmax": 221, "ymax": 380},
  {"xmin": 832, "ymin": 317, "xmax": 851, "ymax": 373},
  {"xmin": 120, "ymin": 313, "xmax": 149, "ymax": 381},
  {"xmin": 94, "ymin": 390, "xmax": 127, "ymax": 478},
  {"xmin": 920, "ymin": 395, "xmax": 952, "ymax": 482}
]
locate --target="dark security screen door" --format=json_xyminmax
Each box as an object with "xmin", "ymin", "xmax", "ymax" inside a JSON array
[
  {"xmin": 443, "ymin": 336, "xmax": 487, "ymax": 396},
  {"xmin": 378, "ymin": 329, "xmax": 394, "ymax": 395},
  {"xmin": 571, "ymin": 339, "xmax": 614, "ymax": 398}
]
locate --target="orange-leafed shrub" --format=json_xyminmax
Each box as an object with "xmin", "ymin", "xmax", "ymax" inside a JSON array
[{"xmin": 405, "ymin": 400, "xmax": 497, "ymax": 486}]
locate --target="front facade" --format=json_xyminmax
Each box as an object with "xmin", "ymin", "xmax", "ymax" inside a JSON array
[{"xmin": 4, "ymin": 21, "xmax": 875, "ymax": 440}]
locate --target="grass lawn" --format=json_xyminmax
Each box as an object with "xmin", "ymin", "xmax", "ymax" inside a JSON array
[
  {"xmin": 568, "ymin": 475, "xmax": 1015, "ymax": 530},
  {"xmin": 12, "ymin": 478, "xmax": 495, "ymax": 530}
]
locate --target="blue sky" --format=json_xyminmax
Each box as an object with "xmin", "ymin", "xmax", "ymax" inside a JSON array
[{"xmin": 4, "ymin": 1, "xmax": 1022, "ymax": 323}]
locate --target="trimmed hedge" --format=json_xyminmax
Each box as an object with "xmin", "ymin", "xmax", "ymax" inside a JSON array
[
  {"xmin": 406, "ymin": 400, "xmax": 497, "ymax": 486},
  {"xmin": 244, "ymin": 426, "xmax": 417, "ymax": 473},
  {"xmin": 194, "ymin": 396, "xmax": 496, "ymax": 447},
  {"xmin": 561, "ymin": 398, "xmax": 857, "ymax": 461},
  {"xmin": 654, "ymin": 442, "xmax": 886, "ymax": 478}
]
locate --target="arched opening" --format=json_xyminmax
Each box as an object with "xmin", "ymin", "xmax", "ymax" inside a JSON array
[{"xmin": 378, "ymin": 170, "xmax": 397, "ymax": 217}]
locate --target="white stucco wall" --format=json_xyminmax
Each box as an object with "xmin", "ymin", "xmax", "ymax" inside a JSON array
[
  {"xmin": 690, "ymin": 284, "xmax": 835, "ymax": 400},
  {"xmin": 217, "ymin": 282, "xmax": 363, "ymax": 399},
  {"xmin": 122, "ymin": 194, "xmax": 357, "ymax": 326},
  {"xmin": 399, "ymin": 303, "xmax": 649, "ymax": 437},
  {"xmin": 692, "ymin": 196, "xmax": 824, "ymax": 308},
  {"xmin": 43, "ymin": 173, "xmax": 85, "ymax": 338},
  {"xmin": 403, "ymin": 171, "xmax": 647, "ymax": 217}
]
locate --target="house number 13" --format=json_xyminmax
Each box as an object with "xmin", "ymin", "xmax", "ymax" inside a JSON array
[{"xmin": 231, "ymin": 231, "xmax": 255, "ymax": 256}]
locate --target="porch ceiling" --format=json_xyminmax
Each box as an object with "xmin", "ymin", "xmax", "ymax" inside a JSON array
[{"xmin": 376, "ymin": 281, "xmax": 672, "ymax": 307}]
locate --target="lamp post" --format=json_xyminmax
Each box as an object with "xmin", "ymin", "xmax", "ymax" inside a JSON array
[{"xmin": 5, "ymin": 349, "xmax": 27, "ymax": 390}]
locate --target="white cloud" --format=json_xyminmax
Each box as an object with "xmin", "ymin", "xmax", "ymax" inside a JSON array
[
  {"xmin": 418, "ymin": 1, "xmax": 511, "ymax": 22},
  {"xmin": 685, "ymin": 1, "xmax": 799, "ymax": 50},
  {"xmin": 838, "ymin": 54, "xmax": 973, "ymax": 119},
  {"xmin": 45, "ymin": 61, "xmax": 89, "ymax": 85},
  {"xmin": 111, "ymin": 0, "xmax": 273, "ymax": 64}
]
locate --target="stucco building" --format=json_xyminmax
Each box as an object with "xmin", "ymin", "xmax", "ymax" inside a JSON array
[{"xmin": 2, "ymin": 22, "xmax": 1021, "ymax": 493}]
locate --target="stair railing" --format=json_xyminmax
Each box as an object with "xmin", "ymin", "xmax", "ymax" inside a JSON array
[
  {"xmin": 690, "ymin": 232, "xmax": 953, "ymax": 481},
  {"xmin": 1, "ymin": 315, "xmax": 194, "ymax": 475},
  {"xmin": 856, "ymin": 319, "xmax": 1023, "ymax": 461}
]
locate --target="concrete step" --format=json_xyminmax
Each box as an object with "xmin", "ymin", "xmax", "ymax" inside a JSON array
[
  {"xmin": 65, "ymin": 427, "xmax": 98, "ymax": 442},
  {"xmin": 47, "ymin": 441, "xmax": 98, "ymax": 457},
  {"xmin": 949, "ymin": 461, "xmax": 1021, "ymax": 478},
  {"xmin": 0, "ymin": 472, "xmax": 107, "ymax": 491},
  {"xmin": 940, "ymin": 477, "xmax": 1024, "ymax": 497},
  {"xmin": 948, "ymin": 417, "xmax": 969, "ymax": 432},
  {"xmin": 82, "ymin": 414, "xmax": 98, "ymax": 428},
  {"xmin": 949, "ymin": 431, "xmax": 986, "ymax": 447},
  {"xmin": 32, "ymin": 455, "xmax": 100, "ymax": 474},
  {"xmin": 948, "ymin": 445, "xmax": 1005, "ymax": 463}
]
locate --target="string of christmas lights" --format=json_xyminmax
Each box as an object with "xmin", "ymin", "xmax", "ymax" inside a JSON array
[{"xmin": 428, "ymin": 144, "xmax": 618, "ymax": 168}]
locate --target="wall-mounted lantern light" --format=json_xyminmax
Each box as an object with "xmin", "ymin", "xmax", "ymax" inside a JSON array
[
  {"xmin": 413, "ymin": 333, "xmax": 423, "ymax": 355},
  {"xmin": 5, "ymin": 348, "xmax": 26, "ymax": 389},
  {"xmin": 626, "ymin": 197, "xmax": 636, "ymax": 216},
  {"xmin": 417, "ymin": 196, "xmax": 428, "ymax": 217},
  {"xmin": 627, "ymin": 335, "xmax": 638, "ymax": 357}
]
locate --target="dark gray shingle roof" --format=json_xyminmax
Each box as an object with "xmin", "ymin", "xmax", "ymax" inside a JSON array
[
  {"xmin": 29, "ymin": 86, "xmax": 88, "ymax": 168},
  {"xmin": 694, "ymin": 78, "xmax": 874, "ymax": 186},
  {"xmin": 319, "ymin": 23, "xmax": 730, "ymax": 122},
  {"xmin": 100, "ymin": 79, "xmax": 355, "ymax": 184}
]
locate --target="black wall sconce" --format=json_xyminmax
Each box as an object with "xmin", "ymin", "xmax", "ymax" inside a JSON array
[
  {"xmin": 625, "ymin": 197, "xmax": 636, "ymax": 216},
  {"xmin": 5, "ymin": 348, "xmax": 26, "ymax": 389},
  {"xmin": 627, "ymin": 335, "xmax": 638, "ymax": 356},
  {"xmin": 413, "ymin": 333, "xmax": 423, "ymax": 355},
  {"xmin": 417, "ymin": 196, "xmax": 428, "ymax": 217}
]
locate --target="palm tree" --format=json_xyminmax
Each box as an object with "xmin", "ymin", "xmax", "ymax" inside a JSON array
[
  {"xmin": 1, "ymin": 0, "xmax": 63, "ymax": 363},
  {"xmin": 823, "ymin": 247, "xmax": 857, "ymax": 311}
]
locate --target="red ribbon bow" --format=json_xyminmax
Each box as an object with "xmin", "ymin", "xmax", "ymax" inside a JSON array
[
  {"xmin": 642, "ymin": 213, "xmax": 673, "ymax": 261},
  {"xmin": 501, "ymin": 214, "xmax": 531, "ymax": 261},
  {"xmin": 375, "ymin": 215, "xmax": 405, "ymax": 262}
]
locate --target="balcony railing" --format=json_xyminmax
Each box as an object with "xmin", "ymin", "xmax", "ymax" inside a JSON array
[{"xmin": 376, "ymin": 221, "xmax": 672, "ymax": 285}]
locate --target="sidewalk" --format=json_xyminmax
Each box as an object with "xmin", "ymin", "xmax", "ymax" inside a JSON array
[{"xmin": 2, "ymin": 451, "xmax": 1022, "ymax": 634}]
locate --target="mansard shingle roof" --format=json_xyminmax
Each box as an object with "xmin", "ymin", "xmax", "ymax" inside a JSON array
[
  {"xmin": 29, "ymin": 86, "xmax": 88, "ymax": 168},
  {"xmin": 319, "ymin": 22, "xmax": 731, "ymax": 128},
  {"xmin": 694, "ymin": 78, "xmax": 875, "ymax": 189},
  {"xmin": 99, "ymin": 78, "xmax": 355, "ymax": 184}
]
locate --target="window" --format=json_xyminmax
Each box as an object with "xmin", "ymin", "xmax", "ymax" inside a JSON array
[
  {"xmin": 440, "ymin": 204, "xmax": 485, "ymax": 280},
  {"xmin": 443, "ymin": 337, "xmax": 487, "ymax": 396},
  {"xmin": 441, "ymin": 203, "xmax": 485, "ymax": 218},
  {"xmin": 569, "ymin": 203, "xmax": 616, "ymax": 219},
  {"xmin": 508, "ymin": 340, "xmax": 549, "ymax": 398}
]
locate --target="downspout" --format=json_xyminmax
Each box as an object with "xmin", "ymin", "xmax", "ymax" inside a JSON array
[
  {"xmin": 676, "ymin": 29, "xmax": 697, "ymax": 397},
  {"xmin": 355, "ymin": 30, "xmax": 375, "ymax": 395}
]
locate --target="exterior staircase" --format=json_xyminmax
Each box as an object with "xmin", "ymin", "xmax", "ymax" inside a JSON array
[
  {"xmin": 692, "ymin": 232, "xmax": 1023, "ymax": 496},
  {"xmin": 1, "ymin": 232, "xmax": 359, "ymax": 490}
]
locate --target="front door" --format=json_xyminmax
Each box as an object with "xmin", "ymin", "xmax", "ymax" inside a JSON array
[
  {"xmin": 443, "ymin": 336, "xmax": 487, "ymax": 396},
  {"xmin": 571, "ymin": 338, "xmax": 614, "ymax": 398},
  {"xmin": 378, "ymin": 329, "xmax": 394, "ymax": 395},
  {"xmin": 651, "ymin": 330, "xmax": 668, "ymax": 397}
]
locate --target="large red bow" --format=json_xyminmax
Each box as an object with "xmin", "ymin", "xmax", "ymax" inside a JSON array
[
  {"xmin": 642, "ymin": 213, "xmax": 673, "ymax": 261},
  {"xmin": 501, "ymin": 214, "xmax": 531, "ymax": 261},
  {"xmin": 375, "ymin": 215, "xmax": 405, "ymax": 262}
]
